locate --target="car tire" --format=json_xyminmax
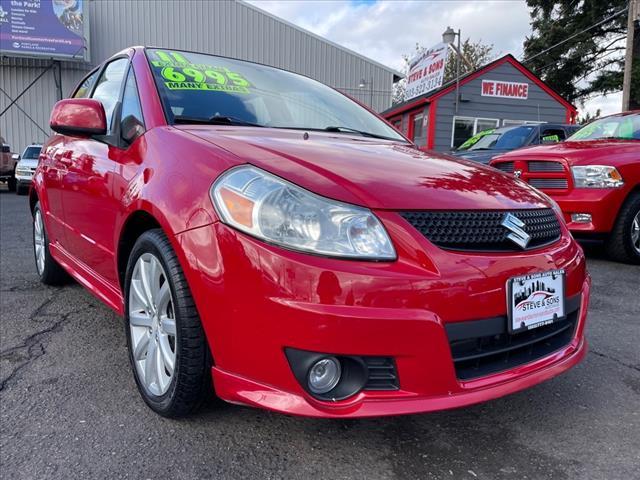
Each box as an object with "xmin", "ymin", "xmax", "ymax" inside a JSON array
[
  {"xmin": 124, "ymin": 229, "xmax": 212, "ymax": 417},
  {"xmin": 605, "ymin": 192, "xmax": 640, "ymax": 265},
  {"xmin": 16, "ymin": 183, "xmax": 28, "ymax": 195},
  {"xmin": 7, "ymin": 176, "xmax": 16, "ymax": 192},
  {"xmin": 33, "ymin": 202, "xmax": 68, "ymax": 284}
]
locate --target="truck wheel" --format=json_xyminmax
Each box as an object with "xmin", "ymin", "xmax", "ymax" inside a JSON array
[
  {"xmin": 605, "ymin": 192, "xmax": 640, "ymax": 265},
  {"xmin": 124, "ymin": 229, "xmax": 212, "ymax": 417},
  {"xmin": 7, "ymin": 176, "xmax": 16, "ymax": 192},
  {"xmin": 33, "ymin": 202, "xmax": 68, "ymax": 284}
]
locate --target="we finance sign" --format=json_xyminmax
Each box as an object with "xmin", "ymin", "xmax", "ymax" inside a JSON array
[
  {"xmin": 481, "ymin": 80, "xmax": 529, "ymax": 99},
  {"xmin": 404, "ymin": 43, "xmax": 448, "ymax": 101}
]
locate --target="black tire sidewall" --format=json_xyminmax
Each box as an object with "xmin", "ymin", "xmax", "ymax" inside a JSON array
[
  {"xmin": 622, "ymin": 198, "xmax": 640, "ymax": 262},
  {"xmin": 124, "ymin": 231, "xmax": 185, "ymax": 414}
]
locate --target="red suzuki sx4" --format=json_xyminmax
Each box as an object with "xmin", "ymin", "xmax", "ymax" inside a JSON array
[{"xmin": 32, "ymin": 47, "xmax": 590, "ymax": 418}]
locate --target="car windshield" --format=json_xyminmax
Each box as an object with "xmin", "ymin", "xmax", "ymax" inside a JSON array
[
  {"xmin": 146, "ymin": 49, "xmax": 406, "ymax": 142},
  {"xmin": 467, "ymin": 126, "xmax": 535, "ymax": 151},
  {"xmin": 569, "ymin": 113, "xmax": 640, "ymax": 141},
  {"xmin": 22, "ymin": 146, "xmax": 41, "ymax": 159}
]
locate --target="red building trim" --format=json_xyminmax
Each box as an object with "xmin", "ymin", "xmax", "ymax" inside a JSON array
[{"xmin": 427, "ymin": 100, "xmax": 437, "ymax": 149}]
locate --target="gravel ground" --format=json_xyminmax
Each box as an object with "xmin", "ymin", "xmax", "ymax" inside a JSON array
[{"xmin": 1, "ymin": 186, "xmax": 638, "ymax": 480}]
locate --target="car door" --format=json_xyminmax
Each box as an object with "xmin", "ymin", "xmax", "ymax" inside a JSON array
[
  {"xmin": 61, "ymin": 57, "xmax": 129, "ymax": 285},
  {"xmin": 40, "ymin": 70, "xmax": 99, "ymax": 247}
]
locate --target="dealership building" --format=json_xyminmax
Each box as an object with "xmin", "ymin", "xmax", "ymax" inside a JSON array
[
  {"xmin": 382, "ymin": 54, "xmax": 578, "ymax": 152},
  {"xmin": 0, "ymin": 0, "xmax": 402, "ymax": 153}
]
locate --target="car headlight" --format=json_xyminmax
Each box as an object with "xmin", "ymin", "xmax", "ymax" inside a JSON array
[
  {"xmin": 210, "ymin": 165, "xmax": 396, "ymax": 260},
  {"xmin": 15, "ymin": 167, "xmax": 31, "ymax": 176},
  {"xmin": 571, "ymin": 165, "xmax": 624, "ymax": 188}
]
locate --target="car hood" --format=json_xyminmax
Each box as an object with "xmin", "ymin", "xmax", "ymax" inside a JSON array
[
  {"xmin": 178, "ymin": 126, "xmax": 550, "ymax": 210},
  {"xmin": 17, "ymin": 158, "xmax": 38, "ymax": 169},
  {"xmin": 452, "ymin": 149, "xmax": 510, "ymax": 164},
  {"xmin": 495, "ymin": 139, "xmax": 639, "ymax": 162}
]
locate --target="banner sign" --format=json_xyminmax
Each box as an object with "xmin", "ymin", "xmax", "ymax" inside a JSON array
[
  {"xmin": 404, "ymin": 42, "xmax": 448, "ymax": 101},
  {"xmin": 481, "ymin": 80, "xmax": 529, "ymax": 99},
  {"xmin": 0, "ymin": 0, "xmax": 89, "ymax": 61}
]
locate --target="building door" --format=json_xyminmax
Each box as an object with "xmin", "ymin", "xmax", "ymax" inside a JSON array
[{"xmin": 408, "ymin": 110, "xmax": 428, "ymax": 148}]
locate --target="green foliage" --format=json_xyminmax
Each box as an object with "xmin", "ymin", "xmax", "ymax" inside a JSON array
[{"xmin": 523, "ymin": 0, "xmax": 628, "ymax": 103}]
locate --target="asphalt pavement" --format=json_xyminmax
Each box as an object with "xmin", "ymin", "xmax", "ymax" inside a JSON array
[{"xmin": 1, "ymin": 186, "xmax": 638, "ymax": 480}]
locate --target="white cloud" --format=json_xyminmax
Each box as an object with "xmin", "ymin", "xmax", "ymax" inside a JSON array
[{"xmin": 247, "ymin": 0, "xmax": 621, "ymax": 118}]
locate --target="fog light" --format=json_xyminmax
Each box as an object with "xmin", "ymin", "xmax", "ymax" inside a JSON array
[
  {"xmin": 571, "ymin": 213, "xmax": 592, "ymax": 223},
  {"xmin": 307, "ymin": 357, "xmax": 341, "ymax": 394}
]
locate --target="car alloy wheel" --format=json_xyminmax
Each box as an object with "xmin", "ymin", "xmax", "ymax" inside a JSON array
[
  {"xmin": 33, "ymin": 209, "xmax": 46, "ymax": 275},
  {"xmin": 632, "ymin": 211, "xmax": 640, "ymax": 255},
  {"xmin": 128, "ymin": 252, "xmax": 177, "ymax": 397}
]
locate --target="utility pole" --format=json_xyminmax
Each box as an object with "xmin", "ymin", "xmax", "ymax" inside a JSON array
[{"xmin": 622, "ymin": 0, "xmax": 640, "ymax": 110}]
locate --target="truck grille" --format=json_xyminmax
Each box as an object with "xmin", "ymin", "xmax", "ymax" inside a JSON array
[
  {"xmin": 446, "ymin": 294, "xmax": 581, "ymax": 380},
  {"xmin": 528, "ymin": 178, "xmax": 568, "ymax": 189},
  {"xmin": 492, "ymin": 160, "xmax": 570, "ymax": 190},
  {"xmin": 400, "ymin": 209, "xmax": 561, "ymax": 252},
  {"xmin": 494, "ymin": 162, "xmax": 514, "ymax": 173}
]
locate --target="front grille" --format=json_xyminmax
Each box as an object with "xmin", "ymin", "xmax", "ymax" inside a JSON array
[
  {"xmin": 528, "ymin": 161, "xmax": 565, "ymax": 172},
  {"xmin": 400, "ymin": 209, "xmax": 562, "ymax": 252},
  {"xmin": 446, "ymin": 295, "xmax": 580, "ymax": 380},
  {"xmin": 494, "ymin": 162, "xmax": 514, "ymax": 173},
  {"xmin": 528, "ymin": 178, "xmax": 569, "ymax": 189},
  {"xmin": 363, "ymin": 357, "xmax": 399, "ymax": 390}
]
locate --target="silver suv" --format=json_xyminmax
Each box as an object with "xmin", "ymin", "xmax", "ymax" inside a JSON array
[{"xmin": 14, "ymin": 144, "xmax": 42, "ymax": 195}]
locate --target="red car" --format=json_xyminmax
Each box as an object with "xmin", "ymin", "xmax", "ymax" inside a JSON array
[
  {"xmin": 491, "ymin": 111, "xmax": 640, "ymax": 264},
  {"xmin": 32, "ymin": 47, "xmax": 590, "ymax": 418}
]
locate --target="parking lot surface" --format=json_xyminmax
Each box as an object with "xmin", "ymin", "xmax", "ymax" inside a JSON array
[{"xmin": 1, "ymin": 186, "xmax": 638, "ymax": 480}]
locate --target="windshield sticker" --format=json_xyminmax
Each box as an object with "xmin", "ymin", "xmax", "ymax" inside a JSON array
[{"xmin": 150, "ymin": 50, "xmax": 251, "ymax": 93}]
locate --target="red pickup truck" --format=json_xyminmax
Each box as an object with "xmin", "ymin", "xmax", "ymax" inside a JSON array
[{"xmin": 491, "ymin": 111, "xmax": 640, "ymax": 264}]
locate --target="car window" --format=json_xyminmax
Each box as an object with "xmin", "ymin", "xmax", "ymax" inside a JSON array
[
  {"xmin": 73, "ymin": 70, "xmax": 99, "ymax": 98},
  {"xmin": 91, "ymin": 58, "xmax": 129, "ymax": 133},
  {"xmin": 121, "ymin": 69, "xmax": 145, "ymax": 128},
  {"xmin": 22, "ymin": 146, "xmax": 41, "ymax": 159},
  {"xmin": 145, "ymin": 48, "xmax": 405, "ymax": 142},
  {"xmin": 468, "ymin": 126, "xmax": 535, "ymax": 150},
  {"xmin": 540, "ymin": 128, "xmax": 566, "ymax": 143},
  {"xmin": 570, "ymin": 113, "xmax": 640, "ymax": 140}
]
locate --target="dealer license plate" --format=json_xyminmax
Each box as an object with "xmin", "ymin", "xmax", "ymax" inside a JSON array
[{"xmin": 507, "ymin": 270, "xmax": 565, "ymax": 333}]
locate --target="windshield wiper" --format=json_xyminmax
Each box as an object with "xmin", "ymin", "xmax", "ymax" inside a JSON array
[
  {"xmin": 322, "ymin": 125, "xmax": 399, "ymax": 141},
  {"xmin": 174, "ymin": 115, "xmax": 264, "ymax": 127}
]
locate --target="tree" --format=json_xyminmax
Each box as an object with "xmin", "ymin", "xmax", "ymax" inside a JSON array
[
  {"xmin": 393, "ymin": 39, "xmax": 494, "ymax": 104},
  {"xmin": 523, "ymin": 0, "xmax": 629, "ymax": 105},
  {"xmin": 577, "ymin": 108, "xmax": 601, "ymax": 124}
]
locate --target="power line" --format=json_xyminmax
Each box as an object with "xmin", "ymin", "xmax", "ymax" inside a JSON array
[{"xmin": 522, "ymin": 7, "xmax": 627, "ymax": 64}]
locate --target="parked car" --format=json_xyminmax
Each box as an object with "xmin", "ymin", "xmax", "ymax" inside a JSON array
[
  {"xmin": 456, "ymin": 128, "xmax": 495, "ymax": 151},
  {"xmin": 0, "ymin": 138, "xmax": 17, "ymax": 192},
  {"xmin": 453, "ymin": 123, "xmax": 581, "ymax": 164},
  {"xmin": 14, "ymin": 144, "xmax": 42, "ymax": 195},
  {"xmin": 491, "ymin": 111, "xmax": 639, "ymax": 264},
  {"xmin": 32, "ymin": 46, "xmax": 590, "ymax": 418}
]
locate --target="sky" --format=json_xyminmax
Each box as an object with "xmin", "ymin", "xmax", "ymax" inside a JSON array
[{"xmin": 247, "ymin": 0, "xmax": 622, "ymax": 117}]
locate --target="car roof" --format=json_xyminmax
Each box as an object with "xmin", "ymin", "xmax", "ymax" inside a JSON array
[{"xmin": 491, "ymin": 124, "xmax": 574, "ymax": 134}]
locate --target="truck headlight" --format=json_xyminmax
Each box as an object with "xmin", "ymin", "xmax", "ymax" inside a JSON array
[
  {"xmin": 571, "ymin": 165, "xmax": 624, "ymax": 188},
  {"xmin": 211, "ymin": 165, "xmax": 396, "ymax": 260}
]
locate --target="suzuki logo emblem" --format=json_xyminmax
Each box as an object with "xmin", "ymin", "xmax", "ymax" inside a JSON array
[
  {"xmin": 513, "ymin": 169, "xmax": 523, "ymax": 178},
  {"xmin": 501, "ymin": 213, "xmax": 531, "ymax": 249}
]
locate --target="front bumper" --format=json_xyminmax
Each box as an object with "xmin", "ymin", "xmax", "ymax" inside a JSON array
[
  {"xmin": 14, "ymin": 172, "xmax": 33, "ymax": 184},
  {"xmin": 176, "ymin": 212, "xmax": 590, "ymax": 418},
  {"xmin": 554, "ymin": 188, "xmax": 627, "ymax": 234}
]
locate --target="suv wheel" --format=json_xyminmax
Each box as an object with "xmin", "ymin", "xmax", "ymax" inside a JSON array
[
  {"xmin": 605, "ymin": 192, "xmax": 640, "ymax": 264},
  {"xmin": 7, "ymin": 176, "xmax": 16, "ymax": 192},
  {"xmin": 33, "ymin": 202, "xmax": 68, "ymax": 284},
  {"xmin": 124, "ymin": 229, "xmax": 212, "ymax": 417},
  {"xmin": 16, "ymin": 183, "xmax": 28, "ymax": 195}
]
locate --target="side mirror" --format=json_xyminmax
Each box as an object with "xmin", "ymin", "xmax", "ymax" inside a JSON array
[
  {"xmin": 50, "ymin": 98, "xmax": 107, "ymax": 137},
  {"xmin": 121, "ymin": 115, "xmax": 145, "ymax": 144},
  {"xmin": 12, "ymin": 154, "xmax": 20, "ymax": 161}
]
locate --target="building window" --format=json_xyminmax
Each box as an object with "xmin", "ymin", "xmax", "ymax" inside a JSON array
[
  {"xmin": 390, "ymin": 117, "xmax": 402, "ymax": 132},
  {"xmin": 411, "ymin": 112, "xmax": 427, "ymax": 146},
  {"xmin": 452, "ymin": 117, "xmax": 499, "ymax": 148},
  {"xmin": 476, "ymin": 118, "xmax": 500, "ymax": 133},
  {"xmin": 503, "ymin": 119, "xmax": 545, "ymax": 127}
]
